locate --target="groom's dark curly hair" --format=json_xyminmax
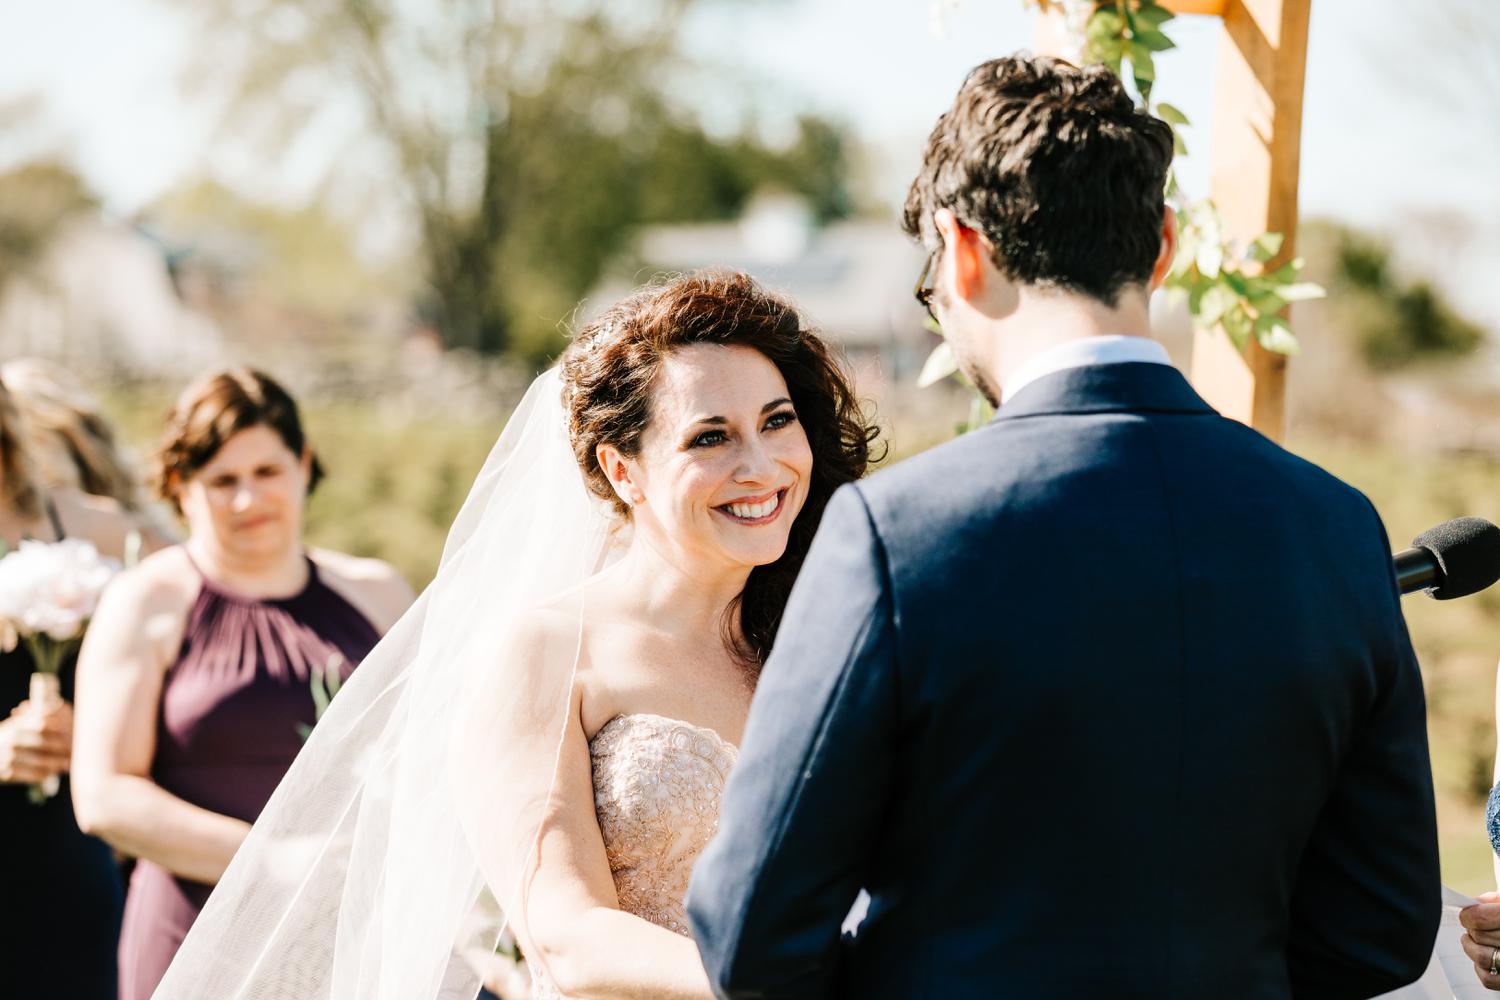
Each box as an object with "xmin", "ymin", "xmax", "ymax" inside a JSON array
[
  {"xmin": 903, "ymin": 55, "xmax": 1174, "ymax": 307},
  {"xmin": 561, "ymin": 270, "xmax": 882, "ymax": 668}
]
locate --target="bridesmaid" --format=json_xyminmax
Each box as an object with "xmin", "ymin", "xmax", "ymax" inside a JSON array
[
  {"xmin": 0, "ymin": 375, "xmax": 139, "ymax": 1000},
  {"xmin": 71, "ymin": 368, "xmax": 413, "ymax": 1000}
]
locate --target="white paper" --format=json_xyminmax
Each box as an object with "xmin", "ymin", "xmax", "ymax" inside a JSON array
[{"xmin": 1375, "ymin": 885, "xmax": 1493, "ymax": 999}]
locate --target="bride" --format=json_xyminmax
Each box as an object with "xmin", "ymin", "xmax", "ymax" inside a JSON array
[{"xmin": 151, "ymin": 270, "xmax": 880, "ymax": 1000}]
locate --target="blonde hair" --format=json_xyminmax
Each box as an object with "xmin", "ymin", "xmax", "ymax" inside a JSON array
[
  {"xmin": 0, "ymin": 358, "xmax": 149, "ymax": 513},
  {"xmin": 0, "ymin": 376, "xmax": 46, "ymax": 521}
]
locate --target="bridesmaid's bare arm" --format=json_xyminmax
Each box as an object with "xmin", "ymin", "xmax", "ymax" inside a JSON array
[{"xmin": 70, "ymin": 555, "xmax": 252, "ymax": 884}]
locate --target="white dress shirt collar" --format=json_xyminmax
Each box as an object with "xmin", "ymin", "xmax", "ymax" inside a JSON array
[{"xmin": 1001, "ymin": 335, "xmax": 1172, "ymax": 405}]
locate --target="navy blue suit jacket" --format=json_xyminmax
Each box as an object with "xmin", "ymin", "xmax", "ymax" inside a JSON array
[{"xmin": 687, "ymin": 362, "xmax": 1440, "ymax": 999}]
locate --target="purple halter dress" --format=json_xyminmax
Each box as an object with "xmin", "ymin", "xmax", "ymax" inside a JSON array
[{"xmin": 117, "ymin": 552, "xmax": 382, "ymax": 1000}]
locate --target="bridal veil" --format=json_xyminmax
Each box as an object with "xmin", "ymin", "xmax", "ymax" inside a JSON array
[{"xmin": 153, "ymin": 369, "xmax": 609, "ymax": 999}]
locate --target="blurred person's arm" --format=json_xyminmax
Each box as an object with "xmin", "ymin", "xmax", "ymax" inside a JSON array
[
  {"xmin": 51, "ymin": 487, "xmax": 136, "ymax": 561},
  {"xmin": 130, "ymin": 508, "xmax": 182, "ymax": 556},
  {"xmin": 71, "ymin": 564, "xmax": 251, "ymax": 884}
]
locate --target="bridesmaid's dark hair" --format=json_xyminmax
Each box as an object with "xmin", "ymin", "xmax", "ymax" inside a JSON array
[
  {"xmin": 154, "ymin": 368, "xmax": 324, "ymax": 513},
  {"xmin": 561, "ymin": 269, "xmax": 882, "ymax": 668}
]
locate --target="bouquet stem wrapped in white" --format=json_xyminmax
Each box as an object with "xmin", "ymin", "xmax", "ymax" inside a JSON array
[{"xmin": 0, "ymin": 539, "xmax": 120, "ymax": 803}]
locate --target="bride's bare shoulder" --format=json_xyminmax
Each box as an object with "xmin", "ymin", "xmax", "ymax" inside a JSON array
[{"xmin": 506, "ymin": 601, "xmax": 586, "ymax": 662}]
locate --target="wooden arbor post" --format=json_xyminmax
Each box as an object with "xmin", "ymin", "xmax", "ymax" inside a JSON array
[{"xmin": 1034, "ymin": 0, "xmax": 1313, "ymax": 443}]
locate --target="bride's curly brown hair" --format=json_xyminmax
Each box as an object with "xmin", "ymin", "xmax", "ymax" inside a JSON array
[{"xmin": 560, "ymin": 270, "xmax": 883, "ymax": 668}]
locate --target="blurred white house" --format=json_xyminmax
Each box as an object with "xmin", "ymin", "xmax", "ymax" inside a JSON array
[
  {"xmin": 0, "ymin": 218, "xmax": 224, "ymax": 375},
  {"xmin": 587, "ymin": 194, "xmax": 936, "ymax": 392}
]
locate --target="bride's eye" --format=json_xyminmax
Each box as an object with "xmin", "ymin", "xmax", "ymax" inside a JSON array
[
  {"xmin": 763, "ymin": 410, "xmax": 797, "ymax": 431},
  {"xmin": 690, "ymin": 429, "xmax": 727, "ymax": 448}
]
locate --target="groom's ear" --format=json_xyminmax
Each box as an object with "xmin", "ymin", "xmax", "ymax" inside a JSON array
[
  {"xmin": 1149, "ymin": 205, "xmax": 1178, "ymax": 291},
  {"xmin": 933, "ymin": 208, "xmax": 990, "ymax": 304},
  {"xmin": 596, "ymin": 443, "xmax": 643, "ymax": 508}
]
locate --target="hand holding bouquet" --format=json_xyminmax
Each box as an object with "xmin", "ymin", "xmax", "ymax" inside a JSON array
[{"xmin": 0, "ymin": 539, "xmax": 120, "ymax": 802}]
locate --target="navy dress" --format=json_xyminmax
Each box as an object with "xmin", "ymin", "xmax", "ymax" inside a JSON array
[{"xmin": 0, "ymin": 503, "xmax": 124, "ymax": 999}]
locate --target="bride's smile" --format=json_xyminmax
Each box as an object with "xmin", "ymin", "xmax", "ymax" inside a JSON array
[
  {"xmin": 714, "ymin": 488, "xmax": 787, "ymax": 526},
  {"xmin": 603, "ymin": 341, "xmax": 813, "ymax": 574}
]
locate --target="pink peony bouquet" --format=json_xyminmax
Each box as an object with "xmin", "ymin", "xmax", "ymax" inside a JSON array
[{"xmin": 0, "ymin": 539, "xmax": 120, "ymax": 801}]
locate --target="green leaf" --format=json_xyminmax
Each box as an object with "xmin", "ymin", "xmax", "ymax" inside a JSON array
[
  {"xmin": 967, "ymin": 394, "xmax": 993, "ymax": 431},
  {"xmin": 1187, "ymin": 277, "xmax": 1208, "ymax": 315},
  {"xmin": 1272, "ymin": 257, "xmax": 1305, "ymax": 282},
  {"xmin": 1277, "ymin": 282, "xmax": 1326, "ymax": 302},
  {"xmin": 1155, "ymin": 102, "xmax": 1190, "ymax": 127},
  {"xmin": 917, "ymin": 341, "xmax": 959, "ymax": 389},
  {"xmin": 1221, "ymin": 305, "xmax": 1253, "ymax": 350},
  {"xmin": 1129, "ymin": 47, "xmax": 1156, "ymax": 81},
  {"xmin": 1136, "ymin": 3, "xmax": 1176, "ymax": 28},
  {"xmin": 1254, "ymin": 314, "xmax": 1300, "ymax": 355},
  {"xmin": 1134, "ymin": 29, "xmax": 1176, "ymax": 52},
  {"xmin": 312, "ymin": 672, "xmax": 332, "ymax": 717},
  {"xmin": 1197, "ymin": 282, "xmax": 1237, "ymax": 328},
  {"xmin": 1249, "ymin": 292, "xmax": 1288, "ymax": 316},
  {"xmin": 1172, "ymin": 130, "xmax": 1188, "ymax": 157},
  {"xmin": 1092, "ymin": 35, "xmax": 1128, "ymax": 65},
  {"xmin": 1222, "ymin": 269, "xmax": 1249, "ymax": 297},
  {"xmin": 1087, "ymin": 9, "xmax": 1124, "ymax": 45},
  {"xmin": 1248, "ymin": 232, "xmax": 1285, "ymax": 263}
]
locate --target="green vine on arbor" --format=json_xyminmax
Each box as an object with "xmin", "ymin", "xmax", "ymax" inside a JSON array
[
  {"xmin": 920, "ymin": 0, "xmax": 1324, "ymax": 405},
  {"xmin": 1076, "ymin": 0, "xmax": 1324, "ymax": 356}
]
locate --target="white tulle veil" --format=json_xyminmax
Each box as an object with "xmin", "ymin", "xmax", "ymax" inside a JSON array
[{"xmin": 154, "ymin": 368, "xmax": 610, "ymax": 999}]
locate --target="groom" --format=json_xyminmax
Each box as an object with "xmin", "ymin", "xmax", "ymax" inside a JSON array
[{"xmin": 687, "ymin": 55, "xmax": 1440, "ymax": 998}]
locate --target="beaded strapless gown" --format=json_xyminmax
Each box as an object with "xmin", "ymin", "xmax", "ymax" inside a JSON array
[{"xmin": 530, "ymin": 713, "xmax": 738, "ymax": 999}]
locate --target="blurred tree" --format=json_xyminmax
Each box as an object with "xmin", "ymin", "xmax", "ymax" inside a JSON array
[
  {"xmin": 172, "ymin": 0, "xmax": 853, "ymax": 359},
  {"xmin": 1331, "ymin": 228, "xmax": 1484, "ymax": 370},
  {"xmin": 0, "ymin": 161, "xmax": 97, "ymax": 301},
  {"xmin": 151, "ymin": 179, "xmax": 400, "ymax": 317}
]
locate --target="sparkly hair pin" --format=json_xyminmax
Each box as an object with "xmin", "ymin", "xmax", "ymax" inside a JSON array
[{"xmin": 586, "ymin": 320, "xmax": 614, "ymax": 353}]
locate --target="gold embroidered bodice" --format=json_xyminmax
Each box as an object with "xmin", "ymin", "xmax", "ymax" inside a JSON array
[
  {"xmin": 589, "ymin": 713, "xmax": 739, "ymax": 935},
  {"xmin": 529, "ymin": 713, "xmax": 738, "ymax": 999}
]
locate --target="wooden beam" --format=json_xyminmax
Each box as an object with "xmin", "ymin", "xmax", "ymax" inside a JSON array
[
  {"xmin": 1160, "ymin": 0, "xmax": 1227, "ymax": 15},
  {"xmin": 1188, "ymin": 0, "xmax": 1311, "ymax": 443}
]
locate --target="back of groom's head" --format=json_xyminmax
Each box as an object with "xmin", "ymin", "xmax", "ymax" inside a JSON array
[{"xmin": 903, "ymin": 55, "xmax": 1173, "ymax": 308}]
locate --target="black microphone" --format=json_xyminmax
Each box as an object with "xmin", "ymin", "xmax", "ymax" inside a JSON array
[{"xmin": 1394, "ymin": 517, "xmax": 1500, "ymax": 599}]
